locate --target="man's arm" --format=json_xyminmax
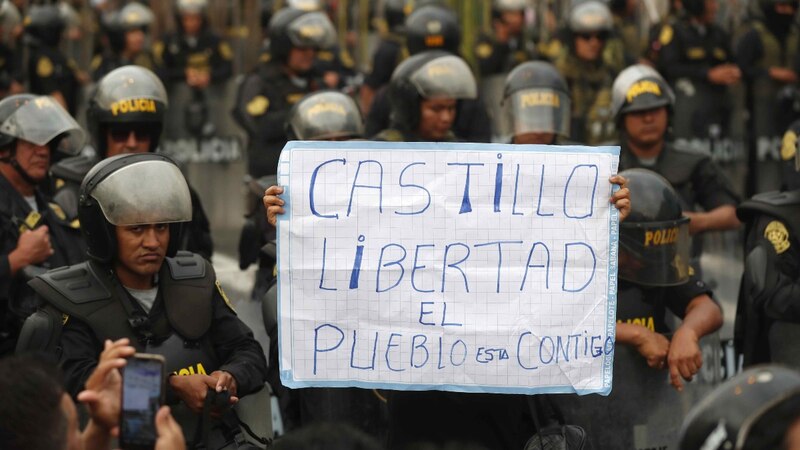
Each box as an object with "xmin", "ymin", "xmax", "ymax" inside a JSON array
[
  {"xmin": 684, "ymin": 205, "xmax": 740, "ymax": 234},
  {"xmin": 668, "ymin": 294, "xmax": 723, "ymax": 391},
  {"xmin": 60, "ymin": 317, "xmax": 104, "ymax": 399}
]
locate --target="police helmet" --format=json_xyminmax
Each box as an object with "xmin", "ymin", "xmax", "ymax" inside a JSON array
[
  {"xmin": 79, "ymin": 153, "xmax": 192, "ymax": 264},
  {"xmin": 0, "ymin": 0, "xmax": 21, "ymax": 30},
  {"xmin": 24, "ymin": 4, "xmax": 64, "ymax": 47},
  {"xmin": 87, "ymin": 66, "xmax": 168, "ymax": 157},
  {"xmin": 287, "ymin": 91, "xmax": 364, "ymax": 140},
  {"xmin": 503, "ymin": 61, "xmax": 571, "ymax": 138},
  {"xmin": 387, "ymin": 50, "xmax": 477, "ymax": 132},
  {"xmin": 268, "ymin": 8, "xmax": 337, "ymax": 62},
  {"xmin": 568, "ymin": 1, "xmax": 613, "ymax": 34},
  {"xmin": 287, "ymin": 0, "xmax": 323, "ymax": 11},
  {"xmin": 177, "ymin": 0, "xmax": 208, "ymax": 14},
  {"xmin": 679, "ymin": 365, "xmax": 800, "ymax": 450},
  {"xmin": 494, "ymin": 0, "xmax": 528, "ymax": 12},
  {"xmin": 404, "ymin": 4, "xmax": 461, "ymax": 55},
  {"xmin": 385, "ymin": 0, "xmax": 410, "ymax": 31},
  {"xmin": 116, "ymin": 2, "xmax": 154, "ymax": 30},
  {"xmin": 0, "ymin": 94, "xmax": 85, "ymax": 154},
  {"xmin": 618, "ymin": 168, "xmax": 691, "ymax": 287},
  {"xmin": 611, "ymin": 64, "xmax": 675, "ymax": 119}
]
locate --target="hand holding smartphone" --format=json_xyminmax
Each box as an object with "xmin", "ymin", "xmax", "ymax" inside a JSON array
[{"xmin": 120, "ymin": 353, "xmax": 165, "ymax": 450}]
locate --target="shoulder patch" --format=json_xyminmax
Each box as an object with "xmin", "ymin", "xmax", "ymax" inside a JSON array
[
  {"xmin": 340, "ymin": 50, "xmax": 355, "ymax": 69},
  {"xmin": 286, "ymin": 93, "xmax": 304, "ymax": 104},
  {"xmin": 48, "ymin": 202, "xmax": 66, "ymax": 221},
  {"xmin": 259, "ymin": 51, "xmax": 271, "ymax": 63},
  {"xmin": 782, "ymin": 130, "xmax": 797, "ymax": 161},
  {"xmin": 90, "ymin": 55, "xmax": 102, "ymax": 71},
  {"xmin": 713, "ymin": 47, "xmax": 726, "ymax": 60},
  {"xmin": 62, "ymin": 313, "xmax": 69, "ymax": 325},
  {"xmin": 216, "ymin": 280, "xmax": 235, "ymax": 312},
  {"xmin": 153, "ymin": 41, "xmax": 165, "ymax": 62},
  {"xmin": 476, "ymin": 42, "xmax": 493, "ymax": 59},
  {"xmin": 686, "ymin": 47, "xmax": 706, "ymax": 60},
  {"xmin": 219, "ymin": 41, "xmax": 233, "ymax": 60},
  {"xmin": 765, "ymin": 220, "xmax": 791, "ymax": 254},
  {"xmin": 317, "ymin": 50, "xmax": 334, "ymax": 61},
  {"xmin": 246, "ymin": 95, "xmax": 269, "ymax": 116},
  {"xmin": 659, "ymin": 25, "xmax": 673, "ymax": 46},
  {"xmin": 37, "ymin": 57, "xmax": 53, "ymax": 77}
]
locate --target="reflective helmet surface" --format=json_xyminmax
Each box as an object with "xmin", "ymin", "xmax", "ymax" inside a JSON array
[
  {"xmin": 568, "ymin": 1, "xmax": 613, "ymax": 33},
  {"xmin": 679, "ymin": 365, "xmax": 800, "ymax": 450},
  {"xmin": 287, "ymin": 91, "xmax": 364, "ymax": 140},
  {"xmin": 268, "ymin": 8, "xmax": 337, "ymax": 61},
  {"xmin": 115, "ymin": 2, "xmax": 154, "ymax": 30},
  {"xmin": 611, "ymin": 64, "xmax": 675, "ymax": 119},
  {"xmin": 177, "ymin": 0, "xmax": 208, "ymax": 14},
  {"xmin": 287, "ymin": 0, "xmax": 323, "ymax": 11},
  {"xmin": 0, "ymin": 94, "xmax": 85, "ymax": 154},
  {"xmin": 404, "ymin": 4, "xmax": 461, "ymax": 55},
  {"xmin": 618, "ymin": 168, "xmax": 691, "ymax": 286},
  {"xmin": 503, "ymin": 61, "xmax": 571, "ymax": 137},
  {"xmin": 79, "ymin": 153, "xmax": 191, "ymax": 263},
  {"xmin": 88, "ymin": 66, "xmax": 168, "ymax": 154}
]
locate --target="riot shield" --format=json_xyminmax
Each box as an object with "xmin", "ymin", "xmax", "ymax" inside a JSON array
[
  {"xmin": 480, "ymin": 74, "xmax": 511, "ymax": 143},
  {"xmin": 552, "ymin": 333, "xmax": 722, "ymax": 450}
]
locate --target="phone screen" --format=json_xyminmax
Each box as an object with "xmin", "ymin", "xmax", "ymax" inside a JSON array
[{"xmin": 120, "ymin": 354, "xmax": 164, "ymax": 448}]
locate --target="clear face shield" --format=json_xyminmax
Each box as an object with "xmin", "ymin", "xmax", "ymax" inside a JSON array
[
  {"xmin": 90, "ymin": 160, "xmax": 192, "ymax": 226},
  {"xmin": 409, "ymin": 55, "xmax": 478, "ymax": 100},
  {"xmin": 0, "ymin": 96, "xmax": 85, "ymax": 154},
  {"xmin": 506, "ymin": 87, "xmax": 571, "ymax": 137},
  {"xmin": 619, "ymin": 217, "xmax": 692, "ymax": 286},
  {"xmin": 286, "ymin": 11, "xmax": 337, "ymax": 49},
  {"xmin": 290, "ymin": 92, "xmax": 364, "ymax": 140}
]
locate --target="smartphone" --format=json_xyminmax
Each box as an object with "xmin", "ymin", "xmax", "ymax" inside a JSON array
[{"xmin": 120, "ymin": 353, "xmax": 165, "ymax": 450}]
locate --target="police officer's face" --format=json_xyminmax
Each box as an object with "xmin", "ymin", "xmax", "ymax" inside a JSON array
[
  {"xmin": 181, "ymin": 13, "xmax": 203, "ymax": 36},
  {"xmin": 106, "ymin": 124, "xmax": 151, "ymax": 157},
  {"xmin": 702, "ymin": 0, "xmax": 719, "ymax": 22},
  {"xmin": 501, "ymin": 11, "xmax": 524, "ymax": 35},
  {"xmin": 623, "ymin": 106, "xmax": 668, "ymax": 148},
  {"xmin": 115, "ymin": 223, "xmax": 170, "ymax": 288},
  {"xmin": 574, "ymin": 31, "xmax": 606, "ymax": 62},
  {"xmin": 14, "ymin": 139, "xmax": 50, "ymax": 182},
  {"xmin": 287, "ymin": 47, "xmax": 317, "ymax": 74},
  {"xmin": 418, "ymin": 98, "xmax": 457, "ymax": 140},
  {"xmin": 125, "ymin": 29, "xmax": 145, "ymax": 54},
  {"xmin": 513, "ymin": 132, "xmax": 556, "ymax": 145}
]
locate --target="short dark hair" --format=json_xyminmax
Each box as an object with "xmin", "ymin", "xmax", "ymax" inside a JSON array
[{"xmin": 0, "ymin": 355, "xmax": 68, "ymax": 450}]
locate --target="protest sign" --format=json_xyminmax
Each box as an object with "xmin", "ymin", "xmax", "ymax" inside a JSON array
[{"xmin": 276, "ymin": 141, "xmax": 619, "ymax": 395}]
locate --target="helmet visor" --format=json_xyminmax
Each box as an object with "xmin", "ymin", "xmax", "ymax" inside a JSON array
[
  {"xmin": 507, "ymin": 87, "xmax": 571, "ymax": 137},
  {"xmin": 290, "ymin": 92, "xmax": 364, "ymax": 140},
  {"xmin": 90, "ymin": 160, "xmax": 192, "ymax": 226},
  {"xmin": 0, "ymin": 96, "xmax": 85, "ymax": 154},
  {"xmin": 619, "ymin": 217, "xmax": 691, "ymax": 286},
  {"xmin": 93, "ymin": 66, "xmax": 168, "ymax": 111},
  {"xmin": 286, "ymin": 11, "xmax": 337, "ymax": 49},
  {"xmin": 409, "ymin": 55, "xmax": 477, "ymax": 100}
]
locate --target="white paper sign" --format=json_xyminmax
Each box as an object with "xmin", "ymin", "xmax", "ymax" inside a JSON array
[{"xmin": 277, "ymin": 141, "xmax": 620, "ymax": 395}]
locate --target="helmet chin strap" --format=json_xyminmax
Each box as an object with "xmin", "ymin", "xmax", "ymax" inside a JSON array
[{"xmin": 10, "ymin": 158, "xmax": 41, "ymax": 186}]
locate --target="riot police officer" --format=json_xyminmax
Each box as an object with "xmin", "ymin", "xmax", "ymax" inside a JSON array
[
  {"xmin": 553, "ymin": 168, "xmax": 723, "ymax": 449},
  {"xmin": 233, "ymin": 6, "xmax": 336, "ymax": 178},
  {"xmin": 91, "ymin": 2, "xmax": 159, "ymax": 81},
  {"xmin": 24, "ymin": 4, "xmax": 84, "ymax": 115},
  {"xmin": 474, "ymin": 0, "xmax": 536, "ymax": 78},
  {"xmin": 658, "ymin": 0, "xmax": 740, "ymax": 149},
  {"xmin": 360, "ymin": 0, "xmax": 407, "ymax": 113},
  {"xmin": 365, "ymin": 4, "xmax": 492, "ymax": 143},
  {"xmin": 679, "ymin": 365, "xmax": 800, "ymax": 450},
  {"xmin": 613, "ymin": 64, "xmax": 740, "ymax": 237},
  {"xmin": 503, "ymin": 60, "xmax": 571, "ymax": 145},
  {"xmin": 373, "ymin": 50, "xmax": 477, "ymax": 142},
  {"xmin": 0, "ymin": 94, "xmax": 86, "ymax": 355},
  {"xmin": 23, "ymin": 153, "xmax": 268, "ymax": 448},
  {"xmin": 735, "ymin": 123, "xmax": 800, "ymax": 368},
  {"xmin": 51, "ymin": 66, "xmax": 214, "ymax": 260},
  {"xmin": 554, "ymin": 1, "xmax": 618, "ymax": 145},
  {"xmin": 736, "ymin": 0, "xmax": 800, "ymax": 193}
]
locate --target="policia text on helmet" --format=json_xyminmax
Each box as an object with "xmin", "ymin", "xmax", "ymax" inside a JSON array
[{"xmin": 503, "ymin": 61, "xmax": 571, "ymax": 145}]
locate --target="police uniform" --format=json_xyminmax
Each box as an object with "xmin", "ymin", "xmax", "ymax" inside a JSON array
[
  {"xmin": 474, "ymin": 31, "xmax": 536, "ymax": 77},
  {"xmin": 781, "ymin": 119, "xmax": 800, "ymax": 190},
  {"xmin": 0, "ymin": 175, "xmax": 84, "ymax": 354},
  {"xmin": 90, "ymin": 51, "xmax": 160, "ymax": 82},
  {"xmin": 658, "ymin": 16, "xmax": 735, "ymax": 140},
  {"xmin": 555, "ymin": 53, "xmax": 616, "ymax": 145},
  {"xmin": 233, "ymin": 60, "xmax": 316, "ymax": 177},
  {"xmin": 0, "ymin": 43, "xmax": 21, "ymax": 95},
  {"xmin": 363, "ymin": 33, "xmax": 404, "ymax": 92},
  {"xmin": 27, "ymin": 44, "xmax": 80, "ymax": 114},
  {"xmin": 736, "ymin": 193, "xmax": 800, "ymax": 367},
  {"xmin": 314, "ymin": 45, "xmax": 357, "ymax": 89},
  {"xmin": 156, "ymin": 30, "xmax": 233, "ymax": 85}
]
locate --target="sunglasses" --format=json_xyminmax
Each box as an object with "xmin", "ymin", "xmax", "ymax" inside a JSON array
[
  {"xmin": 576, "ymin": 32, "xmax": 608, "ymax": 42},
  {"xmin": 108, "ymin": 125, "xmax": 151, "ymax": 142}
]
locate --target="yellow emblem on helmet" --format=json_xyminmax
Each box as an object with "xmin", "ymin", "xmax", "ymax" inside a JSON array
[{"xmin": 765, "ymin": 220, "xmax": 791, "ymax": 254}]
